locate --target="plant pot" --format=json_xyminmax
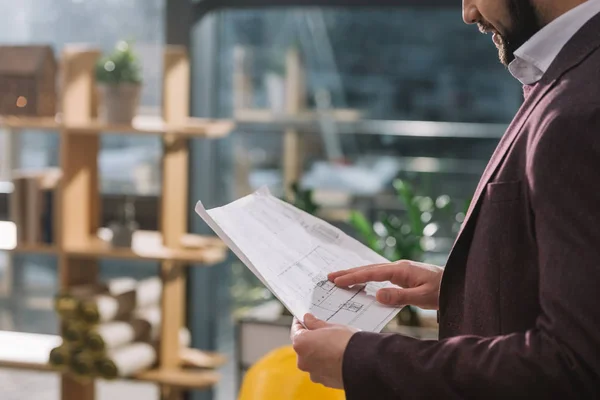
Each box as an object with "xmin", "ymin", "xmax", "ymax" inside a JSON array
[{"xmin": 97, "ymin": 83, "xmax": 141, "ymax": 124}]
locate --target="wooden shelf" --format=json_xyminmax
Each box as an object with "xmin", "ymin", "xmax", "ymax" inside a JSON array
[
  {"xmin": 64, "ymin": 231, "xmax": 226, "ymax": 264},
  {"xmin": 0, "ymin": 115, "xmax": 234, "ymax": 138},
  {"xmin": 180, "ymin": 348, "xmax": 227, "ymax": 369},
  {"xmin": 0, "ymin": 360, "xmax": 220, "ymax": 391},
  {"xmin": 65, "ymin": 116, "xmax": 234, "ymax": 138},
  {"xmin": 0, "ymin": 358, "xmax": 56, "ymax": 372},
  {"xmin": 0, "ymin": 331, "xmax": 59, "ymax": 372},
  {"xmin": 11, "ymin": 243, "xmax": 60, "ymax": 255},
  {"xmin": 0, "ymin": 331, "xmax": 222, "ymax": 390},
  {"xmin": 134, "ymin": 368, "xmax": 220, "ymax": 390},
  {"xmin": 0, "ymin": 116, "xmax": 61, "ymax": 131},
  {"xmin": 7, "ymin": 232, "xmax": 226, "ymax": 263},
  {"xmin": 234, "ymin": 108, "xmax": 362, "ymax": 124}
]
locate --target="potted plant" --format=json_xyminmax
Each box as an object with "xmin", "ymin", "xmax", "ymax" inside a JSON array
[{"xmin": 95, "ymin": 41, "xmax": 142, "ymax": 124}]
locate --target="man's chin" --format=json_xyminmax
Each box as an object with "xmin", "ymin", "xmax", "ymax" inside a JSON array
[
  {"xmin": 499, "ymin": 49, "xmax": 514, "ymax": 67},
  {"xmin": 494, "ymin": 36, "xmax": 515, "ymax": 66}
]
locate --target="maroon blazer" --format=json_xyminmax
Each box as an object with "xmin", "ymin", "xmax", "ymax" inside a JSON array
[{"xmin": 343, "ymin": 13, "xmax": 600, "ymax": 399}]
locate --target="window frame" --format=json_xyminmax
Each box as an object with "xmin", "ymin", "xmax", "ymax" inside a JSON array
[{"xmin": 194, "ymin": 0, "xmax": 454, "ymax": 18}]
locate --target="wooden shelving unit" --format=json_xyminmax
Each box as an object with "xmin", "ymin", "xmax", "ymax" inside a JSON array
[
  {"xmin": 12, "ymin": 243, "xmax": 60, "ymax": 255},
  {"xmin": 1, "ymin": 45, "xmax": 233, "ymax": 400},
  {"xmin": 0, "ymin": 331, "xmax": 222, "ymax": 389},
  {"xmin": 0, "ymin": 115, "xmax": 234, "ymax": 138},
  {"xmin": 232, "ymin": 46, "xmax": 363, "ymax": 201},
  {"xmin": 63, "ymin": 235, "xmax": 226, "ymax": 264}
]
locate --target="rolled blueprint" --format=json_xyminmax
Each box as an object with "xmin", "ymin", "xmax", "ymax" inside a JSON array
[
  {"xmin": 79, "ymin": 277, "xmax": 162, "ymax": 324},
  {"xmin": 95, "ymin": 327, "xmax": 191, "ymax": 379},
  {"xmin": 134, "ymin": 277, "xmax": 163, "ymax": 309},
  {"xmin": 49, "ymin": 344, "xmax": 79, "ymax": 369},
  {"xmin": 54, "ymin": 277, "xmax": 137, "ymax": 318},
  {"xmin": 94, "ymin": 342, "xmax": 155, "ymax": 379},
  {"xmin": 86, "ymin": 307, "xmax": 161, "ymax": 353},
  {"xmin": 70, "ymin": 350, "xmax": 96, "ymax": 378},
  {"xmin": 63, "ymin": 320, "xmax": 89, "ymax": 344}
]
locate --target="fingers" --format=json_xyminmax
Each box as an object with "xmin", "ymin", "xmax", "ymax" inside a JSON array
[
  {"xmin": 327, "ymin": 263, "xmax": 387, "ymax": 282},
  {"xmin": 291, "ymin": 320, "xmax": 313, "ymax": 359},
  {"xmin": 303, "ymin": 313, "xmax": 329, "ymax": 330},
  {"xmin": 376, "ymin": 287, "xmax": 422, "ymax": 306},
  {"xmin": 332, "ymin": 262, "xmax": 411, "ymax": 288},
  {"xmin": 291, "ymin": 317, "xmax": 307, "ymax": 340},
  {"xmin": 291, "ymin": 313, "xmax": 329, "ymax": 342}
]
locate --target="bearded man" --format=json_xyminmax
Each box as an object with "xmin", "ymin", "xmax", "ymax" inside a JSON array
[{"xmin": 291, "ymin": 1, "xmax": 600, "ymax": 398}]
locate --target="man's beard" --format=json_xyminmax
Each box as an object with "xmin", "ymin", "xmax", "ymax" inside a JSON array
[{"xmin": 484, "ymin": 0, "xmax": 543, "ymax": 66}]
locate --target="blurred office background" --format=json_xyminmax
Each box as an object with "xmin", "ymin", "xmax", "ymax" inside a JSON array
[{"xmin": 0, "ymin": 1, "xmax": 522, "ymax": 400}]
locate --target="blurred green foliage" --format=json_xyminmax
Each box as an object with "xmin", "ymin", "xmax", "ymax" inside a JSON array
[
  {"xmin": 349, "ymin": 178, "xmax": 470, "ymax": 326},
  {"xmin": 95, "ymin": 41, "xmax": 142, "ymax": 85},
  {"xmin": 289, "ymin": 182, "xmax": 320, "ymax": 215},
  {"xmin": 349, "ymin": 179, "xmax": 462, "ymax": 262}
]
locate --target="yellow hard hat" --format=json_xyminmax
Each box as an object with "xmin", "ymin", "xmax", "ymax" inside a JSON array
[{"xmin": 238, "ymin": 346, "xmax": 346, "ymax": 400}]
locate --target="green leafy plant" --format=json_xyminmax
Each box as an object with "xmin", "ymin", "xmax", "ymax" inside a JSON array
[
  {"xmin": 289, "ymin": 182, "xmax": 320, "ymax": 215},
  {"xmin": 349, "ymin": 178, "xmax": 468, "ymax": 326},
  {"xmin": 95, "ymin": 41, "xmax": 142, "ymax": 85},
  {"xmin": 349, "ymin": 179, "xmax": 456, "ymax": 262}
]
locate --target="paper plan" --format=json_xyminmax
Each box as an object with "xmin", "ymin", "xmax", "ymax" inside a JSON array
[{"xmin": 195, "ymin": 187, "xmax": 402, "ymax": 332}]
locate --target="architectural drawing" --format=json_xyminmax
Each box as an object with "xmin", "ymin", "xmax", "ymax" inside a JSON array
[{"xmin": 196, "ymin": 187, "xmax": 402, "ymax": 332}]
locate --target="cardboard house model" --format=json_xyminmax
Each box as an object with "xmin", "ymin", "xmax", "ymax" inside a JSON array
[{"xmin": 0, "ymin": 45, "xmax": 57, "ymax": 117}]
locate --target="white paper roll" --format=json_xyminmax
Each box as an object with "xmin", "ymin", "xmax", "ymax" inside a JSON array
[
  {"xmin": 110, "ymin": 342, "xmax": 156, "ymax": 377},
  {"xmin": 101, "ymin": 326, "xmax": 192, "ymax": 378},
  {"xmin": 132, "ymin": 307, "xmax": 191, "ymax": 346},
  {"xmin": 134, "ymin": 306, "xmax": 162, "ymax": 340},
  {"xmin": 95, "ymin": 295, "xmax": 119, "ymax": 323},
  {"xmin": 135, "ymin": 277, "xmax": 162, "ymax": 309},
  {"xmin": 106, "ymin": 278, "xmax": 137, "ymax": 295},
  {"xmin": 96, "ymin": 321, "xmax": 136, "ymax": 349}
]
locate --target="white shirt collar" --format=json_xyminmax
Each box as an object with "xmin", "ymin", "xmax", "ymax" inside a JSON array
[{"xmin": 508, "ymin": 0, "xmax": 600, "ymax": 85}]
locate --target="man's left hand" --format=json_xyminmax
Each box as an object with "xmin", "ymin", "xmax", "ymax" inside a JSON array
[{"xmin": 291, "ymin": 313, "xmax": 359, "ymax": 389}]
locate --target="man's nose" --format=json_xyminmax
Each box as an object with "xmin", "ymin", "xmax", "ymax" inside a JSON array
[{"xmin": 462, "ymin": 0, "xmax": 481, "ymax": 24}]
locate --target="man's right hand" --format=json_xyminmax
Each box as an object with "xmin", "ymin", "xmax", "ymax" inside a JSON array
[{"xmin": 328, "ymin": 260, "xmax": 444, "ymax": 310}]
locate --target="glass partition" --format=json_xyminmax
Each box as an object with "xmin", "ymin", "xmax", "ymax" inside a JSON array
[{"xmin": 209, "ymin": 7, "xmax": 522, "ymax": 314}]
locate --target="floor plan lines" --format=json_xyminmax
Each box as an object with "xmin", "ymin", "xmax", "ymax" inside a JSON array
[
  {"xmin": 315, "ymin": 278, "xmax": 334, "ymax": 290},
  {"xmin": 196, "ymin": 187, "xmax": 402, "ymax": 332},
  {"xmin": 278, "ymin": 246, "xmax": 337, "ymax": 278},
  {"xmin": 342, "ymin": 301, "xmax": 364, "ymax": 313}
]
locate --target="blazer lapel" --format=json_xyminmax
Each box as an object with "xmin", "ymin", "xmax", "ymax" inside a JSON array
[{"xmin": 448, "ymin": 80, "xmax": 555, "ymax": 257}]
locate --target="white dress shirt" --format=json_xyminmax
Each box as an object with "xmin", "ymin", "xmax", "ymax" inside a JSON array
[{"xmin": 508, "ymin": 0, "xmax": 600, "ymax": 85}]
